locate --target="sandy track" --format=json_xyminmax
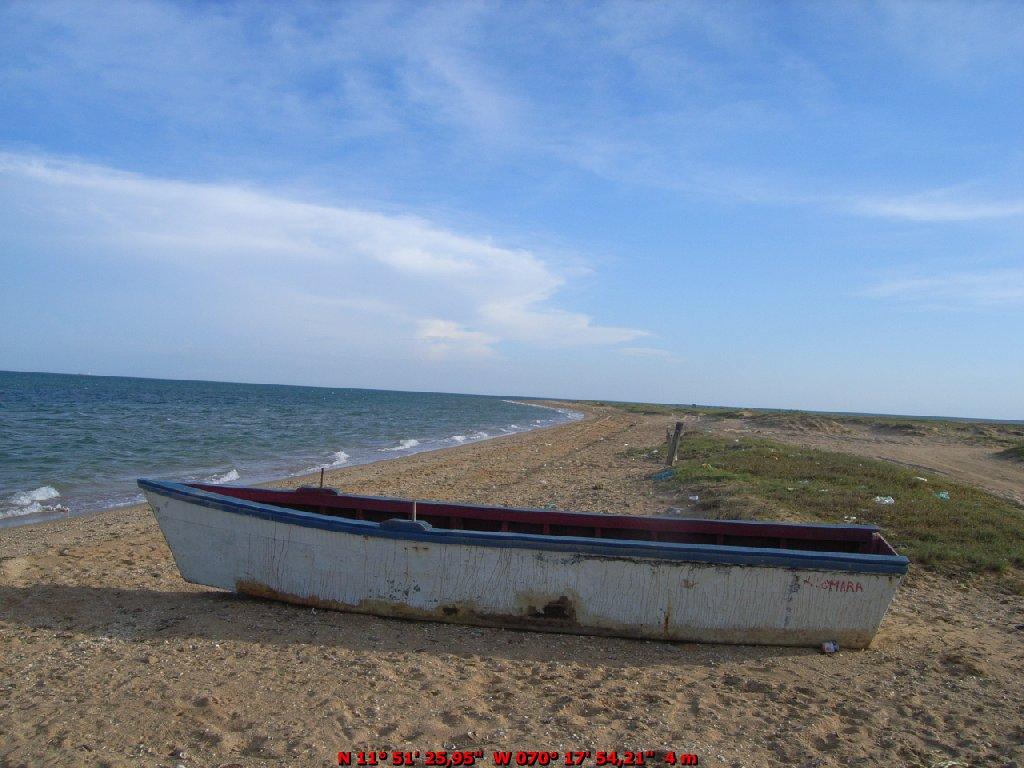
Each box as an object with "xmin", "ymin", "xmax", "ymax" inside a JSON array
[
  {"xmin": 2, "ymin": 405, "xmax": 1022, "ymax": 767},
  {"xmin": 710, "ymin": 417, "xmax": 1024, "ymax": 506}
]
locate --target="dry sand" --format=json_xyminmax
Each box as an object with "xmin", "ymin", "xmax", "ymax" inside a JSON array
[{"xmin": 2, "ymin": 404, "xmax": 1022, "ymax": 767}]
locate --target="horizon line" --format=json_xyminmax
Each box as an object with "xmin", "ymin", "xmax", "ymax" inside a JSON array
[{"xmin": 3, "ymin": 367, "xmax": 1020, "ymax": 425}]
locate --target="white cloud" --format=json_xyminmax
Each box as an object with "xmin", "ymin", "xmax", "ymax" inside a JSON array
[
  {"xmin": 0, "ymin": 151, "xmax": 645, "ymax": 361},
  {"xmin": 864, "ymin": 269, "xmax": 1024, "ymax": 306},
  {"xmin": 415, "ymin": 319, "xmax": 498, "ymax": 360},
  {"xmin": 851, "ymin": 193, "xmax": 1024, "ymax": 222},
  {"xmin": 619, "ymin": 346, "xmax": 682, "ymax": 361}
]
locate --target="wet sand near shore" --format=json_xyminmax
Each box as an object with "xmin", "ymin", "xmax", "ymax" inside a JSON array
[{"xmin": 1, "ymin": 404, "xmax": 1022, "ymax": 767}]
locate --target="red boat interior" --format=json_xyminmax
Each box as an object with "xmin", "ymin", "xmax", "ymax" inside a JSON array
[{"xmin": 191, "ymin": 484, "xmax": 898, "ymax": 556}]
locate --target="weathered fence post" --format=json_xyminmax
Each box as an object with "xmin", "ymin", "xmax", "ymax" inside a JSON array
[{"xmin": 666, "ymin": 421, "xmax": 684, "ymax": 466}]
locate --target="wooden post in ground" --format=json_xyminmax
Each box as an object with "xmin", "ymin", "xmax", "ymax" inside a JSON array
[{"xmin": 666, "ymin": 421, "xmax": 684, "ymax": 466}]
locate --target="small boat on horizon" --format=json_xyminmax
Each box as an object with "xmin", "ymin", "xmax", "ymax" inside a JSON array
[{"xmin": 139, "ymin": 479, "xmax": 908, "ymax": 648}]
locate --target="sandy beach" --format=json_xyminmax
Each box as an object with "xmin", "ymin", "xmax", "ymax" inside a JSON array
[{"xmin": 2, "ymin": 403, "xmax": 1022, "ymax": 768}]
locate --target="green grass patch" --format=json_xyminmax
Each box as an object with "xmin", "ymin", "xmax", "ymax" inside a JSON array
[
  {"xmin": 996, "ymin": 444, "xmax": 1024, "ymax": 462},
  {"xmin": 649, "ymin": 434, "xmax": 1024, "ymax": 590}
]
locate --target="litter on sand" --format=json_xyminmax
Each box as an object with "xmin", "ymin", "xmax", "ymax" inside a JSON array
[
  {"xmin": 935, "ymin": 490, "xmax": 950, "ymax": 501},
  {"xmin": 651, "ymin": 468, "xmax": 675, "ymax": 482},
  {"xmin": 821, "ymin": 641, "xmax": 839, "ymax": 654},
  {"xmin": 874, "ymin": 496, "xmax": 896, "ymax": 505}
]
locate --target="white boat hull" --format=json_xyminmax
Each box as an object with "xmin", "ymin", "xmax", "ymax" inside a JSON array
[{"xmin": 143, "ymin": 482, "xmax": 904, "ymax": 647}]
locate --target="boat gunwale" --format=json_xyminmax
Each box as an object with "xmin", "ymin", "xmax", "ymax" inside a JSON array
[
  {"xmin": 138, "ymin": 479, "xmax": 910, "ymax": 575},
  {"xmin": 192, "ymin": 483, "xmax": 886, "ymax": 541}
]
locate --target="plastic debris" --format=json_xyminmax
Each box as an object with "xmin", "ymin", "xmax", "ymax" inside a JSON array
[
  {"xmin": 935, "ymin": 490, "xmax": 950, "ymax": 501},
  {"xmin": 688, "ymin": 494, "xmax": 700, "ymax": 502},
  {"xmin": 821, "ymin": 641, "xmax": 839, "ymax": 654},
  {"xmin": 843, "ymin": 515, "xmax": 857, "ymax": 523},
  {"xmin": 874, "ymin": 495, "xmax": 895, "ymax": 505},
  {"xmin": 651, "ymin": 468, "xmax": 675, "ymax": 482},
  {"xmin": 914, "ymin": 476, "xmax": 929, "ymax": 483}
]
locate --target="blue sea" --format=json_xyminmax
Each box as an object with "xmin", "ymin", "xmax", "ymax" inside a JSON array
[{"xmin": 0, "ymin": 371, "xmax": 580, "ymax": 526}]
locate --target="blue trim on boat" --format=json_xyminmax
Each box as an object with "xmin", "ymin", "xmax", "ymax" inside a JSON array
[{"xmin": 137, "ymin": 479, "xmax": 909, "ymax": 575}]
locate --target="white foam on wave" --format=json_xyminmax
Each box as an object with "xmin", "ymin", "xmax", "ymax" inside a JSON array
[
  {"xmin": 449, "ymin": 435, "xmax": 467, "ymax": 443},
  {"xmin": 300, "ymin": 449, "xmax": 350, "ymax": 475},
  {"xmin": 8, "ymin": 486, "xmax": 60, "ymax": 505},
  {"xmin": 380, "ymin": 438, "xmax": 420, "ymax": 452},
  {"xmin": 206, "ymin": 469, "xmax": 240, "ymax": 484},
  {"xmin": 502, "ymin": 399, "xmax": 584, "ymax": 421},
  {"xmin": 2, "ymin": 485, "xmax": 64, "ymax": 519}
]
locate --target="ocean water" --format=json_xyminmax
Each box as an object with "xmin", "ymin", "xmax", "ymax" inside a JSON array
[{"xmin": 0, "ymin": 371, "xmax": 580, "ymax": 526}]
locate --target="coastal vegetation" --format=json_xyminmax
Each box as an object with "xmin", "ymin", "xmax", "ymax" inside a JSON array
[
  {"xmin": 997, "ymin": 444, "xmax": 1024, "ymax": 462},
  {"xmin": 589, "ymin": 400, "xmax": 1024, "ymax": 446},
  {"xmin": 640, "ymin": 433, "xmax": 1024, "ymax": 592}
]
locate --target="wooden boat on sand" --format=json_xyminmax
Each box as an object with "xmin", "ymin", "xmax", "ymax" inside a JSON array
[{"xmin": 139, "ymin": 479, "xmax": 907, "ymax": 647}]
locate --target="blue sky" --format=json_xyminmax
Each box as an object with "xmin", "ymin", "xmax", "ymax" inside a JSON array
[{"xmin": 1, "ymin": 1, "xmax": 1021, "ymax": 418}]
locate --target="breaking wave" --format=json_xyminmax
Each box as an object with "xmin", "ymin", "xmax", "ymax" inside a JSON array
[
  {"xmin": 380, "ymin": 439, "xmax": 420, "ymax": 452},
  {"xmin": 206, "ymin": 469, "xmax": 240, "ymax": 484},
  {"xmin": 301, "ymin": 449, "xmax": 350, "ymax": 475},
  {"xmin": 2, "ymin": 486, "xmax": 66, "ymax": 519},
  {"xmin": 502, "ymin": 400, "xmax": 584, "ymax": 422}
]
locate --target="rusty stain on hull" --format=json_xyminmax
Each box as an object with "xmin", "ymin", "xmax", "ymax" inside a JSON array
[
  {"xmin": 234, "ymin": 579, "xmax": 877, "ymax": 646},
  {"xmin": 236, "ymin": 579, "xmax": 587, "ymax": 635}
]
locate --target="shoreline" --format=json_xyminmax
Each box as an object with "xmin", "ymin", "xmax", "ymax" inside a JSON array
[
  {"xmin": 0, "ymin": 399, "xmax": 584, "ymax": 532},
  {"xmin": 2, "ymin": 402, "xmax": 1022, "ymax": 766},
  {"xmin": 266, "ymin": 399, "xmax": 588, "ymax": 494},
  {"xmin": 0, "ymin": 400, "xmax": 605, "ymax": 560}
]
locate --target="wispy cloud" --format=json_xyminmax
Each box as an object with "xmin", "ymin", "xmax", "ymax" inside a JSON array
[
  {"xmin": 619, "ymin": 346, "xmax": 683, "ymax": 362},
  {"xmin": 851, "ymin": 193, "xmax": 1024, "ymax": 222},
  {"xmin": 0, "ymin": 151, "xmax": 645, "ymax": 360},
  {"xmin": 2, "ymin": 0, "xmax": 1020, "ymax": 216},
  {"xmin": 872, "ymin": 0, "xmax": 1024, "ymax": 81},
  {"xmin": 864, "ymin": 269, "xmax": 1024, "ymax": 306}
]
